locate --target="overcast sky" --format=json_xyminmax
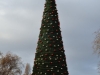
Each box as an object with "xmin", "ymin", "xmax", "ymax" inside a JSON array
[{"xmin": 0, "ymin": 0, "xmax": 100, "ymax": 75}]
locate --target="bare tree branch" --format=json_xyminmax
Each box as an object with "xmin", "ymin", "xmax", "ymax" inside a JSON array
[
  {"xmin": 93, "ymin": 29, "xmax": 100, "ymax": 56},
  {"xmin": 23, "ymin": 63, "xmax": 31, "ymax": 75},
  {"xmin": 0, "ymin": 52, "xmax": 24, "ymax": 75}
]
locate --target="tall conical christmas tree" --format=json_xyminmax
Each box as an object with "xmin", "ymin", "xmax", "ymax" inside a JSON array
[{"xmin": 32, "ymin": 0, "xmax": 69, "ymax": 75}]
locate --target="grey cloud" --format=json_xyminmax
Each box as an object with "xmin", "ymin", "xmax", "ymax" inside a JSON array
[{"xmin": 0, "ymin": 0, "xmax": 100, "ymax": 75}]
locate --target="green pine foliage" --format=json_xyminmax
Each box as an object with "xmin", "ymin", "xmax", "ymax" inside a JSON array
[{"xmin": 32, "ymin": 0, "xmax": 69, "ymax": 75}]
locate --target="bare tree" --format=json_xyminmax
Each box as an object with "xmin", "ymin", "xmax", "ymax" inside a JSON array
[
  {"xmin": 23, "ymin": 63, "xmax": 31, "ymax": 75},
  {"xmin": 93, "ymin": 29, "xmax": 100, "ymax": 56},
  {"xmin": 93, "ymin": 29, "xmax": 100, "ymax": 74},
  {"xmin": 0, "ymin": 52, "xmax": 23, "ymax": 75}
]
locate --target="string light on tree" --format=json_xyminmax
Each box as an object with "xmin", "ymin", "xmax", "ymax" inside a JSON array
[{"xmin": 32, "ymin": 0, "xmax": 69, "ymax": 75}]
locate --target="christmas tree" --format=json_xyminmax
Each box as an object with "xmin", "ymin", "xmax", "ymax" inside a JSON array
[{"xmin": 32, "ymin": 0, "xmax": 69, "ymax": 75}]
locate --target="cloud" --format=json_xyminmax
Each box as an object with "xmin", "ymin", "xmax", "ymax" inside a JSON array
[{"xmin": 0, "ymin": 0, "xmax": 100, "ymax": 75}]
